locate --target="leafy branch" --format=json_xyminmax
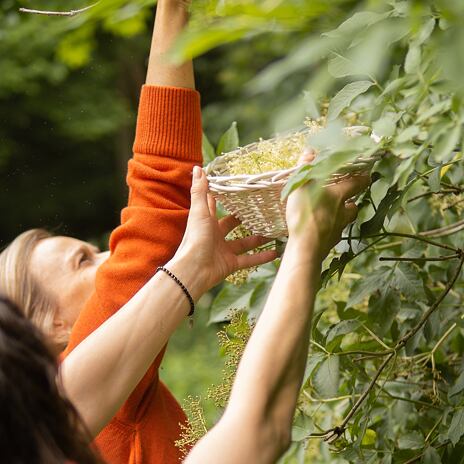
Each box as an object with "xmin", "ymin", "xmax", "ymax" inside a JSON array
[{"xmin": 309, "ymin": 254, "xmax": 464, "ymax": 443}]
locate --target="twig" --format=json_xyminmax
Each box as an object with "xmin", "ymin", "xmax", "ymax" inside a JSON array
[
  {"xmin": 395, "ymin": 254, "xmax": 464, "ymax": 349},
  {"xmin": 19, "ymin": 2, "xmax": 98, "ymax": 16},
  {"xmin": 408, "ymin": 189, "xmax": 462, "ymax": 203},
  {"xmin": 302, "ymin": 390, "xmax": 359, "ymax": 403},
  {"xmin": 341, "ymin": 231, "xmax": 458, "ymax": 253},
  {"xmin": 401, "ymin": 441, "xmax": 448, "ymax": 464},
  {"xmin": 322, "ymin": 352, "xmax": 396, "ymax": 443},
  {"xmin": 379, "ymin": 254, "xmax": 460, "ymax": 262},
  {"xmin": 420, "ymin": 219, "xmax": 464, "ymax": 238},
  {"xmin": 412, "ymin": 137, "xmax": 461, "ymax": 152},
  {"xmin": 443, "ymin": 197, "xmax": 464, "ymax": 211}
]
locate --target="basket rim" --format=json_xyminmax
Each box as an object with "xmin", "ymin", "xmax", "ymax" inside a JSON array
[{"xmin": 205, "ymin": 125, "xmax": 382, "ymax": 193}]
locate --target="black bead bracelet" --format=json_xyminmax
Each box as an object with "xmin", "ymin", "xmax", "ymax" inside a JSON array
[{"xmin": 156, "ymin": 266, "xmax": 195, "ymax": 318}]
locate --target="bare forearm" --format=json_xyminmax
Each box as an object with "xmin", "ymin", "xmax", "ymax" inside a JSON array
[
  {"xmin": 60, "ymin": 254, "xmax": 204, "ymax": 437},
  {"xmin": 146, "ymin": 0, "xmax": 195, "ymax": 88},
  {"xmin": 227, "ymin": 239, "xmax": 321, "ymax": 427},
  {"xmin": 187, "ymin": 241, "xmax": 321, "ymax": 464}
]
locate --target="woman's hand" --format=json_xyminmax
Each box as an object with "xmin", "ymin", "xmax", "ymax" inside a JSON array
[
  {"xmin": 286, "ymin": 150, "xmax": 370, "ymax": 262},
  {"xmin": 170, "ymin": 166, "xmax": 278, "ymax": 299}
]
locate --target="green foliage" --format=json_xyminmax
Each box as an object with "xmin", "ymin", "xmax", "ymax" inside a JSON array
[{"xmin": 183, "ymin": 1, "xmax": 464, "ymax": 462}]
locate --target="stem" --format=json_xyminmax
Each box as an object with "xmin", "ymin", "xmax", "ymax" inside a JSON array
[
  {"xmin": 379, "ymin": 254, "xmax": 460, "ymax": 262},
  {"xmin": 322, "ymin": 352, "xmax": 396, "ymax": 443},
  {"xmin": 19, "ymin": 3, "xmax": 98, "ymax": 16},
  {"xmin": 420, "ymin": 219, "xmax": 464, "ymax": 238},
  {"xmin": 302, "ymin": 390, "xmax": 358, "ymax": 403},
  {"xmin": 443, "ymin": 197, "xmax": 464, "ymax": 211},
  {"xmin": 395, "ymin": 254, "xmax": 464, "ymax": 349},
  {"xmin": 341, "ymin": 231, "xmax": 458, "ymax": 252},
  {"xmin": 380, "ymin": 391, "xmax": 441, "ymax": 410},
  {"xmin": 408, "ymin": 189, "xmax": 462, "ymax": 203},
  {"xmin": 401, "ymin": 441, "xmax": 448, "ymax": 464}
]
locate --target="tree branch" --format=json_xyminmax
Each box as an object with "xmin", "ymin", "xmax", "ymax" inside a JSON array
[
  {"xmin": 342, "ymin": 231, "xmax": 458, "ymax": 253},
  {"xmin": 379, "ymin": 254, "xmax": 460, "ymax": 262},
  {"xmin": 19, "ymin": 2, "xmax": 98, "ymax": 17},
  {"xmin": 395, "ymin": 254, "xmax": 464, "ymax": 349},
  {"xmin": 420, "ymin": 219, "xmax": 464, "ymax": 238}
]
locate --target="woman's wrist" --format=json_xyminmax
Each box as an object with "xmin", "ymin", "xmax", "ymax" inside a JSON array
[
  {"xmin": 285, "ymin": 237, "xmax": 325, "ymax": 269},
  {"xmin": 165, "ymin": 250, "xmax": 208, "ymax": 302}
]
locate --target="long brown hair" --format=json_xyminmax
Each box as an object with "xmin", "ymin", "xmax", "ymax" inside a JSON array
[
  {"xmin": 0, "ymin": 229, "xmax": 65, "ymax": 348},
  {"xmin": 0, "ymin": 296, "xmax": 101, "ymax": 463}
]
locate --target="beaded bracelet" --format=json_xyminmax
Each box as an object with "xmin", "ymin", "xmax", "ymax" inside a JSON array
[{"xmin": 156, "ymin": 266, "xmax": 195, "ymax": 318}]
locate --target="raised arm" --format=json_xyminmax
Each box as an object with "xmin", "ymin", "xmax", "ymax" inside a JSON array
[
  {"xmin": 61, "ymin": 2, "xmax": 203, "ymax": 460},
  {"xmin": 147, "ymin": 0, "xmax": 194, "ymax": 88},
  {"xmin": 60, "ymin": 166, "xmax": 276, "ymax": 438},
  {"xmin": 186, "ymin": 162, "xmax": 370, "ymax": 464}
]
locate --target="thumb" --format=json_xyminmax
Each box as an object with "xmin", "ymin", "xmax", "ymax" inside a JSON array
[
  {"xmin": 297, "ymin": 148, "xmax": 316, "ymax": 166},
  {"xmin": 190, "ymin": 166, "xmax": 210, "ymax": 219}
]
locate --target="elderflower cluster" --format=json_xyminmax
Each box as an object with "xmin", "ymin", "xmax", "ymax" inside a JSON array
[
  {"xmin": 225, "ymin": 224, "xmax": 258, "ymax": 286},
  {"xmin": 226, "ymin": 118, "xmax": 325, "ymax": 176},
  {"xmin": 429, "ymin": 193, "xmax": 464, "ymax": 217},
  {"xmin": 208, "ymin": 311, "xmax": 253, "ymax": 408},
  {"xmin": 175, "ymin": 396, "xmax": 208, "ymax": 457}
]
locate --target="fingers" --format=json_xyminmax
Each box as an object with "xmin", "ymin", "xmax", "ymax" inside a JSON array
[
  {"xmin": 190, "ymin": 166, "xmax": 210, "ymax": 220},
  {"xmin": 332, "ymin": 173, "xmax": 371, "ymax": 201},
  {"xmin": 228, "ymin": 235, "xmax": 272, "ymax": 255},
  {"xmin": 219, "ymin": 215, "xmax": 241, "ymax": 236},
  {"xmin": 207, "ymin": 194, "xmax": 216, "ymax": 217},
  {"xmin": 297, "ymin": 148, "xmax": 316, "ymax": 166},
  {"xmin": 236, "ymin": 249, "xmax": 278, "ymax": 270}
]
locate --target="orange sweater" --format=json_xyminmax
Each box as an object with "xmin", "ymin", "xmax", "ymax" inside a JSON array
[{"xmin": 63, "ymin": 85, "xmax": 202, "ymax": 463}]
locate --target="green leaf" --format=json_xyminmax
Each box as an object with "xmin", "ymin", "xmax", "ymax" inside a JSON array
[
  {"xmin": 417, "ymin": 100, "xmax": 452, "ymax": 124},
  {"xmin": 348, "ymin": 267, "xmax": 393, "ymax": 307},
  {"xmin": 431, "ymin": 124, "xmax": 461, "ymax": 162},
  {"xmin": 323, "ymin": 11, "xmax": 388, "ymax": 39},
  {"xmin": 291, "ymin": 414, "xmax": 313, "ymax": 441},
  {"xmin": 303, "ymin": 352, "xmax": 325, "ymax": 386},
  {"xmin": 368, "ymin": 287, "xmax": 400, "ymax": 336},
  {"xmin": 327, "ymin": 80, "xmax": 374, "ymax": 121},
  {"xmin": 216, "ymin": 121, "xmax": 239, "ymax": 155},
  {"xmin": 448, "ymin": 408, "xmax": 464, "ymax": 445},
  {"xmin": 398, "ymin": 431, "xmax": 423, "ymax": 449},
  {"xmin": 396, "ymin": 125, "xmax": 420, "ymax": 144},
  {"xmin": 281, "ymin": 165, "xmax": 312, "ymax": 199},
  {"xmin": 405, "ymin": 44, "xmax": 422, "ymax": 74},
  {"xmin": 360, "ymin": 185, "xmax": 402, "ymax": 236},
  {"xmin": 209, "ymin": 282, "xmax": 255, "ymax": 323},
  {"xmin": 372, "ymin": 117, "xmax": 397, "ymax": 138},
  {"xmin": 421, "ymin": 446, "xmax": 442, "ymax": 464},
  {"xmin": 328, "ymin": 53, "xmax": 358, "ymax": 78},
  {"xmin": 394, "ymin": 263, "xmax": 424, "ymax": 299},
  {"xmin": 313, "ymin": 356, "xmax": 339, "ymax": 398},
  {"xmin": 449, "ymin": 371, "xmax": 464, "ymax": 399},
  {"xmin": 202, "ymin": 132, "xmax": 216, "ymax": 166},
  {"xmin": 417, "ymin": 19, "xmax": 436, "ymax": 45},
  {"xmin": 326, "ymin": 319, "xmax": 361, "ymax": 351}
]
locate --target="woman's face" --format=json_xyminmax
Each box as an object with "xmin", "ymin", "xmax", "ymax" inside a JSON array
[{"xmin": 29, "ymin": 236, "xmax": 109, "ymax": 335}]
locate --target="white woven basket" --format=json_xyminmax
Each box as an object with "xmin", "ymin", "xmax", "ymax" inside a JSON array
[{"xmin": 205, "ymin": 126, "xmax": 382, "ymax": 238}]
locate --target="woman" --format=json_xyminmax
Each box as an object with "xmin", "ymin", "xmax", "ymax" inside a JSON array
[
  {"xmin": 0, "ymin": 164, "xmax": 368, "ymax": 463},
  {"xmin": 0, "ymin": 1, "xmax": 274, "ymax": 462}
]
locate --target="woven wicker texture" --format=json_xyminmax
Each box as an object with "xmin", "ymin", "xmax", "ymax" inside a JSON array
[{"xmin": 205, "ymin": 126, "xmax": 381, "ymax": 238}]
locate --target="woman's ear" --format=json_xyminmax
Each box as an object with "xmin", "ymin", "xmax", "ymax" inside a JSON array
[{"xmin": 52, "ymin": 315, "xmax": 71, "ymax": 350}]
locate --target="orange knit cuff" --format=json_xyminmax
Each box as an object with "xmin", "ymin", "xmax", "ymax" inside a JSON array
[{"xmin": 133, "ymin": 85, "xmax": 202, "ymax": 162}]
